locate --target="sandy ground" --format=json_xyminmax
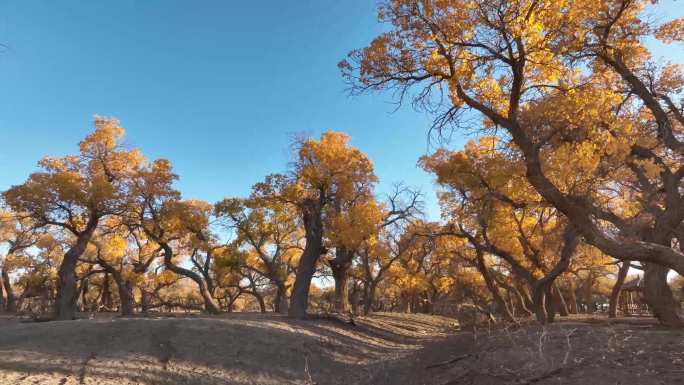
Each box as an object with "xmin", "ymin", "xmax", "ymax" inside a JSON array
[
  {"xmin": 0, "ymin": 312, "xmax": 457, "ymax": 385},
  {"xmin": 374, "ymin": 316, "xmax": 684, "ymax": 385},
  {"xmin": 0, "ymin": 313, "xmax": 682, "ymax": 384}
]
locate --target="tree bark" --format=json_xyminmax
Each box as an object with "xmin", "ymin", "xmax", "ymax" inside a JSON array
[
  {"xmin": 95, "ymin": 255, "xmax": 136, "ymax": 316},
  {"xmin": 141, "ymin": 289, "xmax": 151, "ymax": 313},
  {"xmin": 274, "ymin": 283, "xmax": 289, "ymax": 314},
  {"xmin": 2, "ymin": 265, "xmax": 16, "ymax": 313},
  {"xmin": 553, "ymin": 284, "xmax": 569, "ymax": 317},
  {"xmin": 79, "ymin": 278, "xmax": 90, "ymax": 312},
  {"xmin": 100, "ymin": 272, "xmax": 113, "ymax": 310},
  {"xmin": 252, "ymin": 291, "xmax": 266, "ymax": 313},
  {"xmin": 531, "ymin": 283, "xmax": 548, "ymax": 324},
  {"xmin": 544, "ymin": 283, "xmax": 557, "ymax": 323},
  {"xmin": 55, "ymin": 216, "xmax": 99, "ymax": 321},
  {"xmin": 289, "ymin": 197, "xmax": 324, "ymax": 319},
  {"xmin": 567, "ymin": 279, "xmax": 579, "ymax": 314},
  {"xmin": 643, "ymin": 263, "xmax": 684, "ymax": 327},
  {"xmin": 363, "ymin": 281, "xmax": 378, "ymax": 315},
  {"xmin": 118, "ymin": 279, "xmax": 135, "ymax": 316},
  {"xmin": 331, "ymin": 262, "xmax": 351, "ymax": 313},
  {"xmin": 330, "ymin": 247, "xmax": 354, "ymax": 313},
  {"xmin": 609, "ymin": 260, "xmax": 630, "ymax": 318}
]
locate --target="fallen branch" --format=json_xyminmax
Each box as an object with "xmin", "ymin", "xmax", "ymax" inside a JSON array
[
  {"xmin": 426, "ymin": 354, "xmax": 472, "ymax": 369},
  {"xmin": 517, "ymin": 366, "xmax": 564, "ymax": 384}
]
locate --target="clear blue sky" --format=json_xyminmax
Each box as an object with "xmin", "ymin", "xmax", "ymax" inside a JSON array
[{"xmin": 0, "ymin": 1, "xmax": 682, "ymax": 222}]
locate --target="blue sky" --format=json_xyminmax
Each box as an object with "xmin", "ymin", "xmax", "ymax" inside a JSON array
[{"xmin": 0, "ymin": 1, "xmax": 682, "ymax": 222}]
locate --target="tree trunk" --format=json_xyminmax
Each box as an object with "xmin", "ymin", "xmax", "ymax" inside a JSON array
[
  {"xmin": 92, "ymin": 253, "xmax": 136, "ymax": 317},
  {"xmin": 567, "ymin": 279, "xmax": 579, "ymax": 314},
  {"xmin": 609, "ymin": 260, "xmax": 630, "ymax": 318},
  {"xmin": 532, "ymin": 281, "xmax": 557, "ymax": 324},
  {"xmin": 56, "ymin": 255, "xmax": 81, "ymax": 320},
  {"xmin": 475, "ymin": 250, "xmax": 515, "ymax": 321},
  {"xmin": 252, "ymin": 291, "xmax": 266, "ymax": 313},
  {"xmin": 553, "ymin": 284, "xmax": 569, "ymax": 317},
  {"xmin": 274, "ymin": 283, "xmax": 289, "ymax": 314},
  {"xmin": 100, "ymin": 272, "xmax": 113, "ymax": 310},
  {"xmin": 544, "ymin": 283, "xmax": 557, "ymax": 323},
  {"xmin": 117, "ymin": 279, "xmax": 135, "ymax": 316},
  {"xmin": 55, "ymin": 216, "xmax": 99, "ymax": 321},
  {"xmin": 517, "ymin": 283, "xmax": 534, "ymax": 311},
  {"xmin": 330, "ymin": 247, "xmax": 354, "ymax": 313},
  {"xmin": 531, "ymin": 283, "xmax": 547, "ymax": 324},
  {"xmin": 289, "ymin": 198, "xmax": 324, "ymax": 319},
  {"xmin": 362, "ymin": 282, "xmax": 372, "ymax": 315},
  {"xmin": 510, "ymin": 284, "xmax": 533, "ymax": 316},
  {"xmin": 288, "ymin": 246, "xmax": 321, "ymax": 318},
  {"xmin": 643, "ymin": 263, "xmax": 683, "ymax": 327},
  {"xmin": 2, "ymin": 265, "xmax": 16, "ymax": 313},
  {"xmin": 141, "ymin": 289, "xmax": 151, "ymax": 313},
  {"xmin": 331, "ymin": 261, "xmax": 351, "ymax": 313},
  {"xmin": 158, "ymin": 243, "xmax": 221, "ymax": 314},
  {"xmin": 196, "ymin": 278, "xmax": 220, "ymax": 314},
  {"xmin": 80, "ymin": 278, "xmax": 90, "ymax": 312}
]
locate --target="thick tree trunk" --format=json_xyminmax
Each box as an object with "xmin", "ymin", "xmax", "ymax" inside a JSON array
[
  {"xmin": 196, "ymin": 278, "xmax": 220, "ymax": 314},
  {"xmin": 98, "ymin": 258, "xmax": 135, "ymax": 316},
  {"xmin": 643, "ymin": 263, "xmax": 684, "ymax": 327},
  {"xmin": 544, "ymin": 284, "xmax": 557, "ymax": 323},
  {"xmin": 119, "ymin": 282, "xmax": 134, "ymax": 316},
  {"xmin": 274, "ymin": 283, "xmax": 289, "ymax": 314},
  {"xmin": 531, "ymin": 282, "xmax": 558, "ymax": 324},
  {"xmin": 141, "ymin": 289, "xmax": 151, "ymax": 313},
  {"xmin": 252, "ymin": 291, "xmax": 266, "ymax": 313},
  {"xmin": 362, "ymin": 282, "xmax": 371, "ymax": 315},
  {"xmin": 609, "ymin": 260, "xmax": 630, "ymax": 318},
  {"xmin": 56, "ymin": 254, "xmax": 80, "ymax": 320},
  {"xmin": 331, "ymin": 261, "xmax": 351, "ymax": 313},
  {"xmin": 330, "ymin": 247, "xmax": 354, "ymax": 313},
  {"xmin": 288, "ymin": 245, "xmax": 321, "ymax": 318},
  {"xmin": 100, "ymin": 272, "xmax": 113, "ymax": 310},
  {"xmin": 116, "ymin": 279, "xmax": 135, "ymax": 316},
  {"xmin": 55, "ymin": 216, "xmax": 99, "ymax": 321},
  {"xmin": 289, "ymin": 198, "xmax": 324, "ymax": 319},
  {"xmin": 2, "ymin": 266, "xmax": 16, "ymax": 313},
  {"xmin": 531, "ymin": 283, "xmax": 547, "ymax": 324},
  {"xmin": 363, "ymin": 281, "xmax": 378, "ymax": 315}
]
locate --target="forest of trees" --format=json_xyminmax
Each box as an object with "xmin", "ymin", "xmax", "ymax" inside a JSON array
[{"xmin": 2, "ymin": 0, "xmax": 684, "ymax": 331}]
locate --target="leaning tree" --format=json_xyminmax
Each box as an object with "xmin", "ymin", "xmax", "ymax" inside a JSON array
[{"xmin": 342, "ymin": 0, "xmax": 684, "ymax": 326}]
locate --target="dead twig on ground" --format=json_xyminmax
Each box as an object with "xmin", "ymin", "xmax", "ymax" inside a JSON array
[
  {"xmin": 426, "ymin": 353, "xmax": 472, "ymax": 369},
  {"xmin": 516, "ymin": 366, "xmax": 564, "ymax": 385}
]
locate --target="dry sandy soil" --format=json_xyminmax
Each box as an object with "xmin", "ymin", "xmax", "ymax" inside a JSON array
[{"xmin": 0, "ymin": 312, "xmax": 682, "ymax": 385}]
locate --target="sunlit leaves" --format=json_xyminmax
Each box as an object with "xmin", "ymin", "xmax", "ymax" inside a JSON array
[{"xmin": 655, "ymin": 17, "xmax": 684, "ymax": 44}]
